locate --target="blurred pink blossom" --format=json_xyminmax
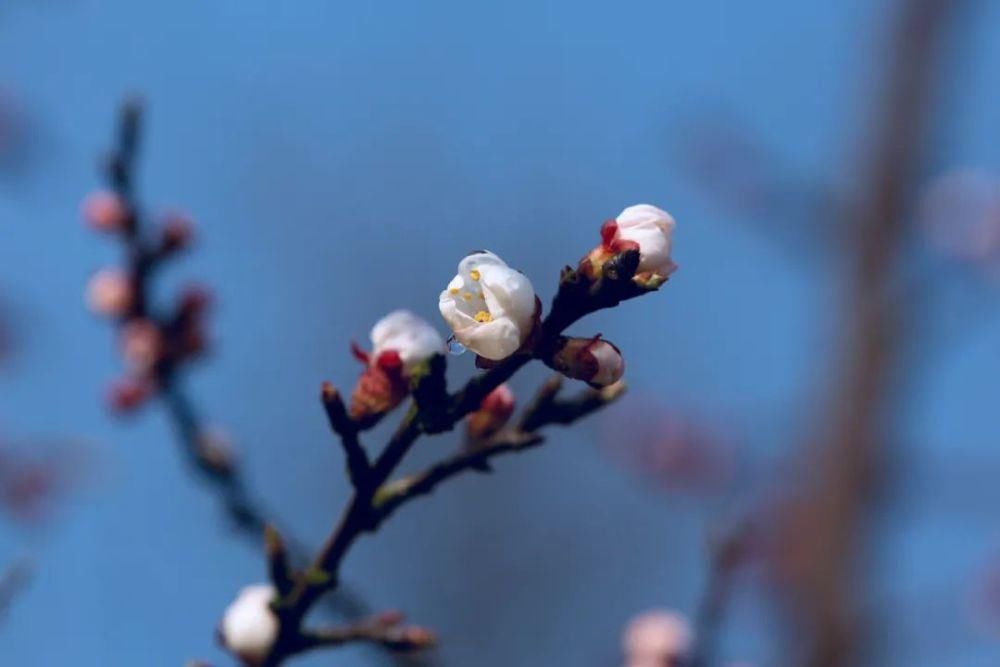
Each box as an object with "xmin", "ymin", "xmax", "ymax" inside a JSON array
[
  {"xmin": 601, "ymin": 398, "xmax": 736, "ymax": 495},
  {"xmin": 622, "ymin": 609, "xmax": 693, "ymax": 667},
  {"xmin": 919, "ymin": 168, "xmax": 1000, "ymax": 271}
]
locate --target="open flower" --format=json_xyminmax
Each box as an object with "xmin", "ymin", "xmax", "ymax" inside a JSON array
[
  {"xmin": 439, "ymin": 251, "xmax": 537, "ymax": 361},
  {"xmin": 219, "ymin": 584, "xmax": 279, "ymax": 666},
  {"xmin": 550, "ymin": 336, "xmax": 624, "ymax": 387},
  {"xmin": 350, "ymin": 310, "xmax": 445, "ymax": 422},
  {"xmin": 586, "ymin": 204, "xmax": 677, "ymax": 283},
  {"xmin": 623, "ymin": 609, "xmax": 693, "ymax": 666}
]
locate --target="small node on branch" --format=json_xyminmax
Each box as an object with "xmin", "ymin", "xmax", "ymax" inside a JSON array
[
  {"xmin": 410, "ymin": 354, "xmax": 449, "ymax": 433},
  {"xmin": 265, "ymin": 524, "xmax": 294, "ymax": 596}
]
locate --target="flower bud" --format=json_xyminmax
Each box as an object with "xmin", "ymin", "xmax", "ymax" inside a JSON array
[
  {"xmin": 81, "ymin": 191, "xmax": 127, "ymax": 232},
  {"xmin": 86, "ymin": 268, "xmax": 133, "ymax": 318},
  {"xmin": 196, "ymin": 428, "xmax": 234, "ymax": 476},
  {"xmin": 349, "ymin": 348, "xmax": 409, "ymax": 423},
  {"xmin": 349, "ymin": 311, "xmax": 445, "ymax": 423},
  {"xmin": 160, "ymin": 212, "xmax": 195, "ymax": 253},
  {"xmin": 107, "ymin": 377, "xmax": 152, "ymax": 413},
  {"xmin": 550, "ymin": 336, "xmax": 624, "ymax": 387},
  {"xmin": 583, "ymin": 204, "xmax": 676, "ymax": 283},
  {"xmin": 466, "ymin": 383, "xmax": 516, "ymax": 440},
  {"xmin": 120, "ymin": 319, "xmax": 163, "ymax": 375},
  {"xmin": 623, "ymin": 609, "xmax": 693, "ymax": 666},
  {"xmin": 439, "ymin": 251, "xmax": 538, "ymax": 361},
  {"xmin": 370, "ymin": 310, "xmax": 445, "ymax": 372},
  {"xmin": 218, "ymin": 584, "xmax": 278, "ymax": 666}
]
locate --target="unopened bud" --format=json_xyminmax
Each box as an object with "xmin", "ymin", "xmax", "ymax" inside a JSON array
[
  {"xmin": 120, "ymin": 319, "xmax": 163, "ymax": 375},
  {"xmin": 218, "ymin": 584, "xmax": 278, "ymax": 666},
  {"xmin": 160, "ymin": 212, "xmax": 195, "ymax": 253},
  {"xmin": 86, "ymin": 268, "xmax": 133, "ymax": 318},
  {"xmin": 107, "ymin": 377, "xmax": 153, "ymax": 413},
  {"xmin": 581, "ymin": 204, "xmax": 677, "ymax": 284},
  {"xmin": 81, "ymin": 191, "xmax": 128, "ymax": 233},
  {"xmin": 550, "ymin": 336, "xmax": 624, "ymax": 387},
  {"xmin": 349, "ymin": 349, "xmax": 409, "ymax": 424},
  {"xmin": 466, "ymin": 384, "xmax": 515, "ymax": 440}
]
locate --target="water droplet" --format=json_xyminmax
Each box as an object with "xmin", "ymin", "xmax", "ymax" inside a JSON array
[{"xmin": 446, "ymin": 335, "xmax": 466, "ymax": 355}]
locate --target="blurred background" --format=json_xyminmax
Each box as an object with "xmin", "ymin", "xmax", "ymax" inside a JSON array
[{"xmin": 1, "ymin": 1, "xmax": 999, "ymax": 665}]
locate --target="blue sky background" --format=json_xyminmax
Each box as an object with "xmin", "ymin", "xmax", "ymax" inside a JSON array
[{"xmin": 1, "ymin": 1, "xmax": 999, "ymax": 665}]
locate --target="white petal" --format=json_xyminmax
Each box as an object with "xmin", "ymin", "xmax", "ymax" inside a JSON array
[
  {"xmin": 589, "ymin": 341, "xmax": 624, "ymax": 386},
  {"xmin": 220, "ymin": 584, "xmax": 278, "ymax": 663},
  {"xmin": 477, "ymin": 263, "xmax": 536, "ymax": 333},
  {"xmin": 370, "ymin": 309, "xmax": 445, "ymax": 369},
  {"xmin": 453, "ymin": 316, "xmax": 523, "ymax": 360},
  {"xmin": 616, "ymin": 204, "xmax": 676, "ymax": 276}
]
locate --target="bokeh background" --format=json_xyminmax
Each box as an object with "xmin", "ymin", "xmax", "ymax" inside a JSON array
[{"xmin": 1, "ymin": 1, "xmax": 999, "ymax": 665}]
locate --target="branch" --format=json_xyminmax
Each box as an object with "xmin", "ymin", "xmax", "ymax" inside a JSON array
[
  {"xmin": 373, "ymin": 379, "xmax": 626, "ymax": 521},
  {"xmin": 257, "ymin": 247, "xmax": 662, "ymax": 665},
  {"xmin": 92, "ymin": 100, "xmax": 372, "ymax": 624}
]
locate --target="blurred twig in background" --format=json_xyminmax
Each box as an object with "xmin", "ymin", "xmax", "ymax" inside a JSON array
[
  {"xmin": 0, "ymin": 558, "xmax": 31, "ymax": 626},
  {"xmin": 84, "ymin": 100, "xmax": 375, "ymax": 623}
]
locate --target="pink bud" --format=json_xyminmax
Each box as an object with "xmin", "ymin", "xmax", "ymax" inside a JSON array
[
  {"xmin": 623, "ymin": 609, "xmax": 693, "ymax": 665},
  {"xmin": 120, "ymin": 319, "xmax": 163, "ymax": 375},
  {"xmin": 550, "ymin": 336, "xmax": 624, "ymax": 387},
  {"xmin": 86, "ymin": 268, "xmax": 133, "ymax": 318},
  {"xmin": 179, "ymin": 284, "xmax": 213, "ymax": 316},
  {"xmin": 81, "ymin": 191, "xmax": 128, "ymax": 232},
  {"xmin": 106, "ymin": 377, "xmax": 153, "ymax": 413},
  {"xmin": 349, "ymin": 349, "xmax": 409, "ymax": 425},
  {"xmin": 466, "ymin": 384, "xmax": 516, "ymax": 440}
]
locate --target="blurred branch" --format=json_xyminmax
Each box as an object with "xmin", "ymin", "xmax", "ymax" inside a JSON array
[
  {"xmin": 782, "ymin": 1, "xmax": 966, "ymax": 666},
  {"xmin": 93, "ymin": 100, "xmax": 370, "ymax": 622},
  {"xmin": 0, "ymin": 558, "xmax": 31, "ymax": 626}
]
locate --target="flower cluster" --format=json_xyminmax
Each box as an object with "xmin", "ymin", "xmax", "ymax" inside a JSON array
[
  {"xmin": 343, "ymin": 204, "xmax": 675, "ymax": 422},
  {"xmin": 82, "ymin": 191, "xmax": 210, "ymax": 415},
  {"xmin": 216, "ymin": 202, "xmax": 676, "ymax": 664}
]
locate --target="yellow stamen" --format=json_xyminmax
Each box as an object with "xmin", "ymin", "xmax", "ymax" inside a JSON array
[
  {"xmin": 470, "ymin": 269, "xmax": 481, "ymax": 281},
  {"xmin": 474, "ymin": 310, "xmax": 493, "ymax": 323},
  {"xmin": 449, "ymin": 288, "xmax": 459, "ymax": 295},
  {"xmin": 462, "ymin": 292, "xmax": 473, "ymax": 302}
]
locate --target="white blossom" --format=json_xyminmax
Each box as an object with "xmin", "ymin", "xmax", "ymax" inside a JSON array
[
  {"xmin": 219, "ymin": 584, "xmax": 279, "ymax": 665},
  {"xmin": 613, "ymin": 204, "xmax": 677, "ymax": 278},
  {"xmin": 439, "ymin": 251, "xmax": 536, "ymax": 361},
  {"xmin": 370, "ymin": 309, "xmax": 445, "ymax": 372}
]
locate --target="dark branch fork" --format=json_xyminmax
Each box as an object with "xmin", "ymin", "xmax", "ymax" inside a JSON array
[{"xmin": 257, "ymin": 244, "xmax": 657, "ymax": 664}]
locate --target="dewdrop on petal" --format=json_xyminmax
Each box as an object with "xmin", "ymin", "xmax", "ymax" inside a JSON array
[
  {"xmin": 219, "ymin": 584, "xmax": 279, "ymax": 666},
  {"xmin": 439, "ymin": 251, "xmax": 537, "ymax": 361}
]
